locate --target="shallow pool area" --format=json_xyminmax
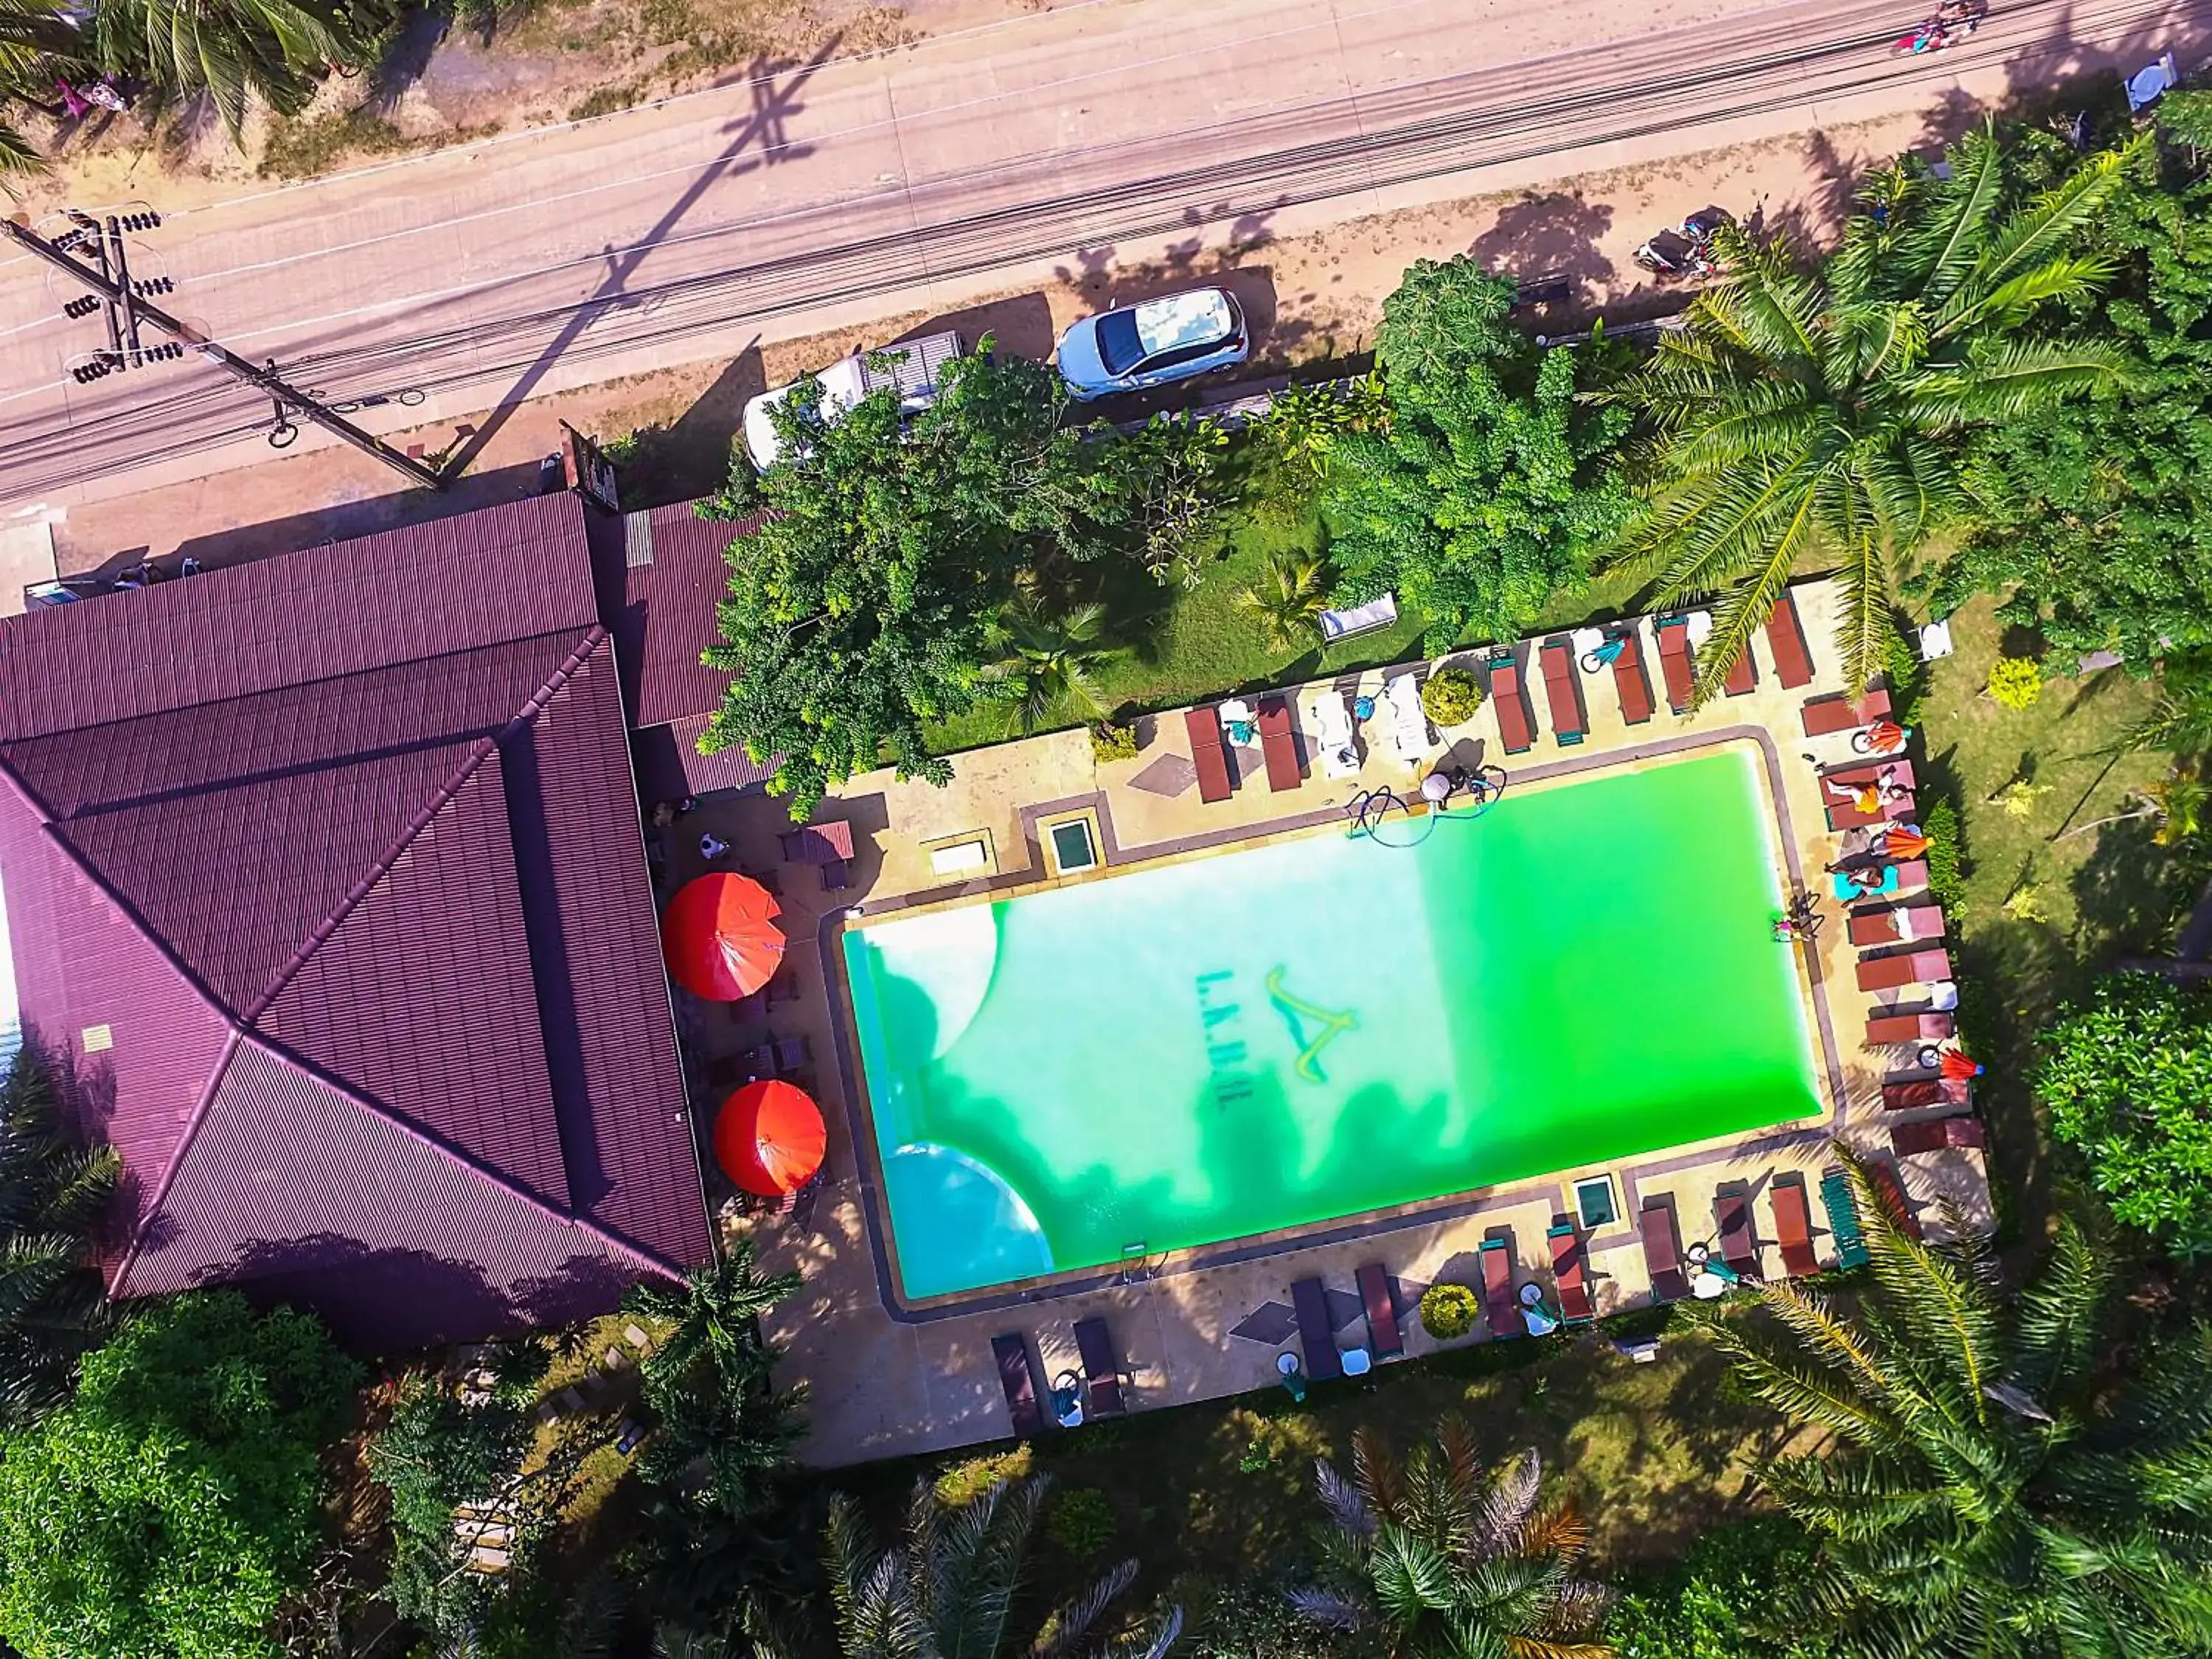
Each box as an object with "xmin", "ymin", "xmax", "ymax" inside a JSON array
[{"xmin": 841, "ymin": 748, "xmax": 1824, "ymax": 1301}]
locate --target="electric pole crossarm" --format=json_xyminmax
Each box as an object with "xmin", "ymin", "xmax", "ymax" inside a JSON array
[{"xmin": 3, "ymin": 217, "xmax": 445, "ymax": 492}]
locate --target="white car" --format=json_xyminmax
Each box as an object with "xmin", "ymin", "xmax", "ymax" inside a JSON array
[{"xmin": 741, "ymin": 330, "xmax": 964, "ymax": 468}]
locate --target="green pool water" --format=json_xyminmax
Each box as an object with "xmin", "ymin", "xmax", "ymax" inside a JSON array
[{"xmin": 842, "ymin": 748, "xmax": 1823, "ymax": 1301}]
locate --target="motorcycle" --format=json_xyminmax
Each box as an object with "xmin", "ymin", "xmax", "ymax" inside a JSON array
[{"xmin": 1893, "ymin": 0, "xmax": 1984, "ymax": 54}]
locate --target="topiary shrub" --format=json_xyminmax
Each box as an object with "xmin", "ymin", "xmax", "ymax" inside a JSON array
[
  {"xmin": 1986, "ymin": 655, "xmax": 2044, "ymax": 710},
  {"xmin": 1422, "ymin": 667, "xmax": 1484, "ymax": 727},
  {"xmin": 1090, "ymin": 721, "xmax": 1140, "ymax": 762},
  {"xmin": 1922, "ymin": 797, "xmax": 1966, "ymax": 917},
  {"xmin": 1418, "ymin": 1282, "xmax": 1480, "ymax": 1340},
  {"xmin": 933, "ymin": 1445, "xmax": 1032, "ymax": 1509},
  {"xmin": 1045, "ymin": 1486, "xmax": 1117, "ymax": 1559}
]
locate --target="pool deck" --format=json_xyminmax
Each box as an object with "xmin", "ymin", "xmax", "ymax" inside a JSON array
[{"xmin": 663, "ymin": 578, "xmax": 1992, "ymax": 1469}]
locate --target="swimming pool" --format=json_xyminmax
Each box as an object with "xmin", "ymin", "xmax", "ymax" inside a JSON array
[{"xmin": 841, "ymin": 748, "xmax": 1824, "ymax": 1301}]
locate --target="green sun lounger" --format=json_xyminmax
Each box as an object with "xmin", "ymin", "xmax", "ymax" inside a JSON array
[{"xmin": 1819, "ymin": 1170, "xmax": 1871, "ymax": 1270}]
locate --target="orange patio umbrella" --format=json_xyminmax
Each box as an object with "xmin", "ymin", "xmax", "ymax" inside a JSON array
[
  {"xmin": 714, "ymin": 1079, "xmax": 827, "ymax": 1196},
  {"xmin": 1879, "ymin": 824, "xmax": 1931, "ymax": 860},
  {"xmin": 661, "ymin": 872, "xmax": 785, "ymax": 1001}
]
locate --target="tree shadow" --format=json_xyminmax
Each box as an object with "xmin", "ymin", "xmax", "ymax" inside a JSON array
[{"xmin": 1467, "ymin": 191, "xmax": 1616, "ymax": 313}]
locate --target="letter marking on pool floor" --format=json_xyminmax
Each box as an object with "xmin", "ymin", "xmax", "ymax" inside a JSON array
[{"xmin": 1265, "ymin": 967, "xmax": 1359, "ymax": 1085}]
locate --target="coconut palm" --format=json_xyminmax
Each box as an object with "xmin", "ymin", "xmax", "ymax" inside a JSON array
[
  {"xmin": 822, "ymin": 1473, "xmax": 1183, "ymax": 1659},
  {"xmin": 1611, "ymin": 127, "xmax": 2141, "ymax": 699},
  {"xmin": 1707, "ymin": 1147, "xmax": 2212, "ymax": 1656},
  {"xmin": 91, "ymin": 0, "xmax": 365, "ymax": 140},
  {"xmin": 0, "ymin": 0, "xmax": 86, "ymax": 179},
  {"xmin": 0, "ymin": 1046, "xmax": 118, "ymax": 1425},
  {"xmin": 1235, "ymin": 549, "xmax": 1338, "ymax": 651},
  {"xmin": 1289, "ymin": 1420, "xmax": 1610, "ymax": 1659},
  {"xmin": 979, "ymin": 595, "xmax": 1112, "ymax": 735}
]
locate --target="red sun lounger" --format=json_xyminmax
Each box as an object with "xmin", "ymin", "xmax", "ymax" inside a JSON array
[
  {"xmin": 1857, "ymin": 947, "xmax": 1954, "ymax": 993},
  {"xmin": 992, "ymin": 1332, "xmax": 1047, "ymax": 1436},
  {"xmin": 1717, "ymin": 1185, "xmax": 1762, "ymax": 1280},
  {"xmin": 1655, "ymin": 617, "xmax": 1696, "ymax": 714},
  {"xmin": 1857, "ymin": 859, "xmax": 1930, "ymax": 902},
  {"xmin": 1803, "ymin": 688, "xmax": 1893, "ymax": 737},
  {"xmin": 1185, "ymin": 706, "xmax": 1233, "ymax": 804},
  {"xmin": 1882, "ymin": 1076, "xmax": 1972, "ymax": 1111},
  {"xmin": 1613, "ymin": 630, "xmax": 1656, "ymax": 725},
  {"xmin": 1825, "ymin": 758, "xmax": 1919, "ymax": 791},
  {"xmin": 1540, "ymin": 639, "xmax": 1586, "ymax": 745},
  {"xmin": 1257, "ymin": 696, "xmax": 1301, "ymax": 793},
  {"xmin": 1548, "ymin": 1221, "xmax": 1595, "ymax": 1323},
  {"xmin": 1291, "ymin": 1276, "xmax": 1343, "ymax": 1380},
  {"xmin": 1481, "ymin": 1237, "xmax": 1521, "ymax": 1338},
  {"xmin": 1866, "ymin": 1009, "xmax": 1955, "ymax": 1046},
  {"xmin": 1722, "ymin": 646, "xmax": 1757, "ymax": 697},
  {"xmin": 1891, "ymin": 1116, "xmax": 1967, "ymax": 1157},
  {"xmin": 1489, "ymin": 653, "xmax": 1536, "ymax": 754},
  {"xmin": 1767, "ymin": 588, "xmax": 1816, "ymax": 689},
  {"xmin": 1770, "ymin": 1175, "xmax": 1821, "ymax": 1277},
  {"xmin": 1641, "ymin": 1200, "xmax": 1691, "ymax": 1302},
  {"xmin": 1356, "ymin": 1262, "xmax": 1404, "ymax": 1359},
  {"xmin": 1073, "ymin": 1316, "xmax": 1127, "ymax": 1417},
  {"xmin": 1867, "ymin": 1160, "xmax": 1924, "ymax": 1240},
  {"xmin": 1848, "ymin": 905, "xmax": 1948, "ymax": 948}
]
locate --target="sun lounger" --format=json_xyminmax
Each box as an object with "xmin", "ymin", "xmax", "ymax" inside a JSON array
[
  {"xmin": 1770, "ymin": 1175, "xmax": 1820, "ymax": 1277},
  {"xmin": 1486, "ymin": 654, "xmax": 1535, "ymax": 755},
  {"xmin": 1540, "ymin": 639, "xmax": 1585, "ymax": 745},
  {"xmin": 1824, "ymin": 758, "xmax": 1919, "ymax": 791},
  {"xmin": 1480, "ymin": 1237, "xmax": 1520, "ymax": 1338},
  {"xmin": 1818, "ymin": 1170, "xmax": 1871, "ymax": 1269},
  {"xmin": 1072, "ymin": 1316, "xmax": 1127, "ymax": 1417},
  {"xmin": 1857, "ymin": 947, "xmax": 1954, "ymax": 993},
  {"xmin": 1548, "ymin": 1221, "xmax": 1595, "ymax": 1323},
  {"xmin": 1384, "ymin": 673, "xmax": 1433, "ymax": 765},
  {"xmin": 1848, "ymin": 905, "xmax": 1946, "ymax": 947},
  {"xmin": 1722, "ymin": 645, "xmax": 1757, "ymax": 697},
  {"xmin": 992, "ymin": 1332, "xmax": 1047, "ymax": 1436},
  {"xmin": 1883, "ymin": 1076, "xmax": 1972, "ymax": 1111},
  {"xmin": 1291, "ymin": 1276, "xmax": 1343, "ymax": 1380},
  {"xmin": 1866, "ymin": 1009, "xmax": 1955, "ymax": 1045},
  {"xmin": 1803, "ymin": 688, "xmax": 1893, "ymax": 737},
  {"xmin": 1610, "ymin": 630, "xmax": 1655, "ymax": 725},
  {"xmin": 1716, "ymin": 1185, "xmax": 1761, "ymax": 1280},
  {"xmin": 1655, "ymin": 616, "xmax": 1695, "ymax": 714},
  {"xmin": 1891, "ymin": 1115, "xmax": 1973, "ymax": 1157},
  {"xmin": 1639, "ymin": 1200, "xmax": 1690, "ymax": 1302},
  {"xmin": 1185, "ymin": 706, "xmax": 1233, "ymax": 804},
  {"xmin": 1767, "ymin": 588, "xmax": 1816, "ymax": 688},
  {"xmin": 1308, "ymin": 690, "xmax": 1361, "ymax": 779},
  {"xmin": 1257, "ymin": 696, "xmax": 1301, "ymax": 793},
  {"xmin": 1867, "ymin": 1160, "xmax": 1923, "ymax": 1240},
  {"xmin": 1356, "ymin": 1262, "xmax": 1404, "ymax": 1359}
]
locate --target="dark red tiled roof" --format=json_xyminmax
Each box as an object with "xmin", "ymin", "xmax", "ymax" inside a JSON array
[
  {"xmin": 632, "ymin": 714, "xmax": 782, "ymax": 806},
  {"xmin": 0, "ymin": 495, "xmax": 709, "ymax": 1352},
  {"xmin": 608, "ymin": 502, "xmax": 757, "ymax": 731}
]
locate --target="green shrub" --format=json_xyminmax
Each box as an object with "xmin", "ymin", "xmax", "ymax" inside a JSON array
[
  {"xmin": 1091, "ymin": 721, "xmax": 1140, "ymax": 762},
  {"xmin": 1922, "ymin": 796, "xmax": 1966, "ymax": 916},
  {"xmin": 1608, "ymin": 1517, "xmax": 1837, "ymax": 1658},
  {"xmin": 1986, "ymin": 655, "xmax": 2044, "ymax": 710},
  {"xmin": 933, "ymin": 1445, "xmax": 1032, "ymax": 1508},
  {"xmin": 1045, "ymin": 1486, "xmax": 1117, "ymax": 1559},
  {"xmin": 1418, "ymin": 1281, "xmax": 1480, "ymax": 1339},
  {"xmin": 1882, "ymin": 616, "xmax": 1930, "ymax": 726},
  {"xmin": 1421, "ymin": 667, "xmax": 1484, "ymax": 727},
  {"xmin": 1176, "ymin": 1571, "xmax": 1339, "ymax": 1659}
]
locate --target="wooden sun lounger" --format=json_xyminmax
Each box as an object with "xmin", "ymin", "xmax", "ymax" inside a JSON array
[
  {"xmin": 1857, "ymin": 859, "xmax": 1931, "ymax": 902},
  {"xmin": 1827, "ymin": 796, "xmax": 1913, "ymax": 832},
  {"xmin": 1480, "ymin": 1237, "xmax": 1520, "ymax": 1338},
  {"xmin": 1867, "ymin": 1160, "xmax": 1923, "ymax": 1240},
  {"xmin": 1073, "ymin": 1316, "xmax": 1127, "ymax": 1417},
  {"xmin": 1767, "ymin": 588, "xmax": 1816, "ymax": 688},
  {"xmin": 1803, "ymin": 687, "xmax": 1893, "ymax": 737},
  {"xmin": 1655, "ymin": 617, "xmax": 1695, "ymax": 714},
  {"xmin": 1256, "ymin": 697, "xmax": 1301, "ymax": 793},
  {"xmin": 1540, "ymin": 639, "xmax": 1585, "ymax": 745},
  {"xmin": 1770, "ymin": 1175, "xmax": 1821, "ymax": 1277},
  {"xmin": 1640, "ymin": 1200, "xmax": 1690, "ymax": 1302},
  {"xmin": 1291, "ymin": 1277, "xmax": 1343, "ymax": 1380},
  {"xmin": 992, "ymin": 1332, "xmax": 1047, "ymax": 1436},
  {"xmin": 1608, "ymin": 630, "xmax": 1653, "ymax": 725},
  {"xmin": 1818, "ymin": 1169, "xmax": 1871, "ymax": 1269},
  {"xmin": 1185, "ymin": 706, "xmax": 1233, "ymax": 804},
  {"xmin": 1548, "ymin": 1221, "xmax": 1595, "ymax": 1323},
  {"xmin": 1722, "ymin": 647, "xmax": 1757, "ymax": 697},
  {"xmin": 1866, "ymin": 1009, "xmax": 1955, "ymax": 1045},
  {"xmin": 1848, "ymin": 905, "xmax": 1948, "ymax": 948},
  {"xmin": 1356, "ymin": 1262, "xmax": 1404, "ymax": 1359},
  {"xmin": 1857, "ymin": 947, "xmax": 1954, "ymax": 992},
  {"xmin": 1883, "ymin": 1076, "xmax": 1972, "ymax": 1111},
  {"xmin": 1717, "ymin": 1185, "xmax": 1761, "ymax": 1280},
  {"xmin": 1891, "ymin": 1114, "xmax": 1983, "ymax": 1157},
  {"xmin": 1824, "ymin": 758, "xmax": 1919, "ymax": 790},
  {"xmin": 1489, "ymin": 654, "xmax": 1535, "ymax": 754}
]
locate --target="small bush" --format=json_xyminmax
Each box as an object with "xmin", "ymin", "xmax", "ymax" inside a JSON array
[
  {"xmin": 1883, "ymin": 616, "xmax": 1930, "ymax": 726},
  {"xmin": 1418, "ymin": 1282, "xmax": 1480, "ymax": 1340},
  {"xmin": 1986, "ymin": 655, "xmax": 2044, "ymax": 711},
  {"xmin": 933, "ymin": 1445, "xmax": 1032, "ymax": 1509},
  {"xmin": 1175, "ymin": 1571, "xmax": 1339, "ymax": 1659},
  {"xmin": 1091, "ymin": 722, "xmax": 1140, "ymax": 762},
  {"xmin": 1421, "ymin": 667, "xmax": 1484, "ymax": 727},
  {"xmin": 1922, "ymin": 796, "xmax": 1966, "ymax": 916},
  {"xmin": 1608, "ymin": 1516, "xmax": 1838, "ymax": 1658},
  {"xmin": 1044, "ymin": 1487, "xmax": 1116, "ymax": 1559}
]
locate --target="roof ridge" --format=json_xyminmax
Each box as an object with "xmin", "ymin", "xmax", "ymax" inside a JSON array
[{"xmin": 103, "ymin": 1025, "xmax": 246, "ymax": 1296}]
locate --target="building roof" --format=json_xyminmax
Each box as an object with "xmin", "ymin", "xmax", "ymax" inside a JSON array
[
  {"xmin": 606, "ymin": 502, "xmax": 757, "ymax": 731},
  {"xmin": 0, "ymin": 494, "xmax": 710, "ymax": 1354}
]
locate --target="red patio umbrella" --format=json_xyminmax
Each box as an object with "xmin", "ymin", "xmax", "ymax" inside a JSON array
[
  {"xmin": 661, "ymin": 872, "xmax": 785, "ymax": 1001},
  {"xmin": 714, "ymin": 1079, "xmax": 827, "ymax": 1197}
]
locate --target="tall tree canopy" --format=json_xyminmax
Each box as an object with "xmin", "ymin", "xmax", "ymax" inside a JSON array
[
  {"xmin": 701, "ymin": 346, "xmax": 1130, "ymax": 819},
  {"xmin": 91, "ymin": 0, "xmax": 366, "ymax": 139},
  {"xmin": 1614, "ymin": 125, "xmax": 2137, "ymax": 696},
  {"xmin": 0, "ymin": 1290, "xmax": 359, "ymax": 1659},
  {"xmin": 0, "ymin": 1046, "xmax": 117, "ymax": 1427},
  {"xmin": 1709, "ymin": 1151, "xmax": 2212, "ymax": 1656},
  {"xmin": 1325, "ymin": 257, "xmax": 1631, "ymax": 652}
]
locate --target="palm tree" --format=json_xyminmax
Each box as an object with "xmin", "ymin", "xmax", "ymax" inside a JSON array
[
  {"xmin": 1707, "ymin": 1147, "xmax": 2212, "ymax": 1655},
  {"xmin": 0, "ymin": 1045, "xmax": 118, "ymax": 1425},
  {"xmin": 0, "ymin": 0, "xmax": 86, "ymax": 179},
  {"xmin": 1234, "ymin": 549, "xmax": 1337, "ymax": 651},
  {"xmin": 1612, "ymin": 127, "xmax": 2140, "ymax": 698},
  {"xmin": 823, "ymin": 1474, "xmax": 1182, "ymax": 1659},
  {"xmin": 91, "ymin": 0, "xmax": 365, "ymax": 141},
  {"xmin": 1288, "ymin": 1419, "xmax": 1610, "ymax": 1659},
  {"xmin": 980, "ymin": 595, "xmax": 1112, "ymax": 736}
]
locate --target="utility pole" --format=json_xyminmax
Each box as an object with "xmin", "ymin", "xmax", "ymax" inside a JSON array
[{"xmin": 4, "ymin": 212, "xmax": 445, "ymax": 492}]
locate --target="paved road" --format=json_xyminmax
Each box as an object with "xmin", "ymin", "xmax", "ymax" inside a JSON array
[{"xmin": 0, "ymin": 0, "xmax": 2197, "ymax": 505}]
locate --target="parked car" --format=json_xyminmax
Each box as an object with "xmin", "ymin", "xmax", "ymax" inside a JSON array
[
  {"xmin": 741, "ymin": 329, "xmax": 964, "ymax": 468},
  {"xmin": 1054, "ymin": 289, "xmax": 1249, "ymax": 400}
]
